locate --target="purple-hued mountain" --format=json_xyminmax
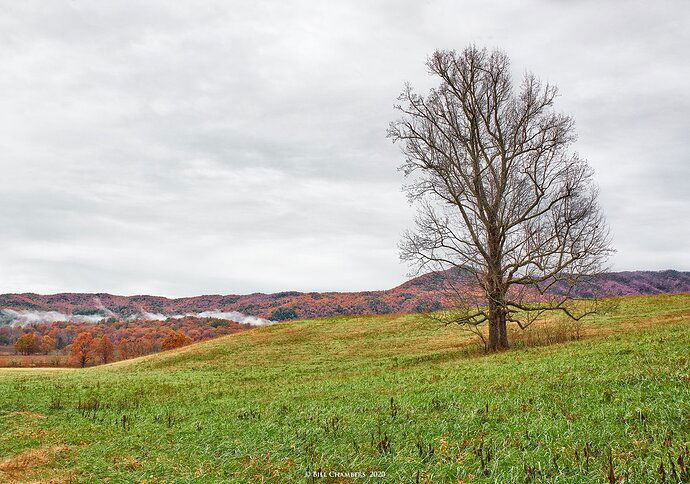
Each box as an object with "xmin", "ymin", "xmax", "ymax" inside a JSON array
[
  {"xmin": 0, "ymin": 270, "xmax": 687, "ymax": 323},
  {"xmin": 548, "ymin": 270, "xmax": 690, "ymax": 298}
]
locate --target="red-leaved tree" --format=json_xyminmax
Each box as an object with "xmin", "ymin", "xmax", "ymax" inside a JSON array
[
  {"xmin": 92, "ymin": 335, "xmax": 115, "ymax": 364},
  {"xmin": 69, "ymin": 332, "xmax": 94, "ymax": 368},
  {"xmin": 161, "ymin": 331, "xmax": 192, "ymax": 351}
]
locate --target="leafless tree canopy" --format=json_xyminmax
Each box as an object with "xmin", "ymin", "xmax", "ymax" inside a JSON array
[{"xmin": 388, "ymin": 46, "xmax": 613, "ymax": 351}]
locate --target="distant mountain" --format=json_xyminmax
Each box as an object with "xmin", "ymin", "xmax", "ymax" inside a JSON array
[
  {"xmin": 554, "ymin": 270, "xmax": 690, "ymax": 297},
  {"xmin": 0, "ymin": 269, "xmax": 688, "ymax": 323},
  {"xmin": 399, "ymin": 269, "xmax": 690, "ymax": 298}
]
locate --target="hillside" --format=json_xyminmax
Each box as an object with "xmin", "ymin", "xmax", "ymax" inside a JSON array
[
  {"xmin": 0, "ymin": 294, "xmax": 688, "ymax": 481},
  {"xmin": 1, "ymin": 269, "xmax": 689, "ymax": 323}
]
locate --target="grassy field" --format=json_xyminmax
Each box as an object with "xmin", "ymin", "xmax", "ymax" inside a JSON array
[{"xmin": 0, "ymin": 294, "xmax": 688, "ymax": 482}]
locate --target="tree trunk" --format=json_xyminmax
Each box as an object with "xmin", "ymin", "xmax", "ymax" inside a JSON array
[
  {"xmin": 486, "ymin": 245, "xmax": 509, "ymax": 352},
  {"xmin": 487, "ymin": 297, "xmax": 509, "ymax": 351},
  {"xmin": 486, "ymin": 227, "xmax": 509, "ymax": 351}
]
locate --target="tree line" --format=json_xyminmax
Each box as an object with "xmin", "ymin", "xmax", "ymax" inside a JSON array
[{"xmin": 1, "ymin": 316, "xmax": 251, "ymax": 367}]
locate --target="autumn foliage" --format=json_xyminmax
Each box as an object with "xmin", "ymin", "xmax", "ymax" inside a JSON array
[
  {"xmin": 69, "ymin": 332, "xmax": 93, "ymax": 368},
  {"xmin": 41, "ymin": 335, "xmax": 55, "ymax": 354},
  {"xmin": 92, "ymin": 336, "xmax": 114, "ymax": 364},
  {"xmin": 14, "ymin": 333, "xmax": 42, "ymax": 355},
  {"xmin": 161, "ymin": 331, "xmax": 191, "ymax": 351},
  {"xmin": 0, "ymin": 316, "xmax": 250, "ymax": 368}
]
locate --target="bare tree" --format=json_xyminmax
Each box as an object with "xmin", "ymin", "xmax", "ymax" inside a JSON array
[{"xmin": 388, "ymin": 46, "xmax": 613, "ymax": 351}]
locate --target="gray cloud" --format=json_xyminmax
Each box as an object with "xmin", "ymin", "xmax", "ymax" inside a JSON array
[{"xmin": 0, "ymin": 0, "xmax": 688, "ymax": 296}]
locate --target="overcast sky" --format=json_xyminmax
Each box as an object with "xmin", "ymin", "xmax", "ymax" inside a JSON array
[{"xmin": 0, "ymin": 1, "xmax": 688, "ymax": 297}]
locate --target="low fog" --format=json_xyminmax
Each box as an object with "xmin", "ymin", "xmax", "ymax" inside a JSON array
[{"xmin": 0, "ymin": 309, "xmax": 273, "ymax": 326}]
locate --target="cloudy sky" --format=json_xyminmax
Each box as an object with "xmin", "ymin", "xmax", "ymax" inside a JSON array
[{"xmin": 1, "ymin": 1, "xmax": 688, "ymax": 296}]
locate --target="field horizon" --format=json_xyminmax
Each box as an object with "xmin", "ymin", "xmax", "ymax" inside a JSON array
[{"xmin": 3, "ymin": 268, "xmax": 689, "ymax": 324}]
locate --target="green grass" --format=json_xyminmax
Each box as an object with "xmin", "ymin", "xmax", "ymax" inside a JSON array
[{"xmin": 0, "ymin": 294, "xmax": 688, "ymax": 482}]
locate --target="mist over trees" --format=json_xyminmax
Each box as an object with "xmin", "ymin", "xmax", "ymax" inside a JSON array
[{"xmin": 389, "ymin": 46, "xmax": 613, "ymax": 351}]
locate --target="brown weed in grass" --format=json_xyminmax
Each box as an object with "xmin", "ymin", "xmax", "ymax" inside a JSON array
[
  {"xmin": 0, "ymin": 445, "xmax": 69, "ymax": 481},
  {"xmin": 112, "ymin": 455, "xmax": 142, "ymax": 472},
  {"xmin": 509, "ymin": 319, "xmax": 583, "ymax": 349},
  {"xmin": 6, "ymin": 411, "xmax": 46, "ymax": 419}
]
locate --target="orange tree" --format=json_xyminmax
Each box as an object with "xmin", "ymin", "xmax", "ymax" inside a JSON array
[
  {"xmin": 161, "ymin": 331, "xmax": 192, "ymax": 351},
  {"xmin": 69, "ymin": 332, "xmax": 94, "ymax": 368},
  {"xmin": 41, "ymin": 335, "xmax": 55, "ymax": 354},
  {"xmin": 92, "ymin": 336, "xmax": 115, "ymax": 364},
  {"xmin": 14, "ymin": 333, "xmax": 42, "ymax": 355}
]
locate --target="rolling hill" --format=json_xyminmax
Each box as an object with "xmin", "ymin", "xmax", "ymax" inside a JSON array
[{"xmin": 0, "ymin": 294, "xmax": 688, "ymax": 481}]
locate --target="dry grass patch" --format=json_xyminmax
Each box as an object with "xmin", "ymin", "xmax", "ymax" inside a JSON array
[
  {"xmin": 0, "ymin": 445, "xmax": 70, "ymax": 482},
  {"xmin": 6, "ymin": 412, "xmax": 46, "ymax": 420},
  {"xmin": 112, "ymin": 455, "xmax": 143, "ymax": 472}
]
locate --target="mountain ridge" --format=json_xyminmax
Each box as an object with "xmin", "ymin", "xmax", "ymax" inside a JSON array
[{"xmin": 1, "ymin": 269, "xmax": 688, "ymax": 322}]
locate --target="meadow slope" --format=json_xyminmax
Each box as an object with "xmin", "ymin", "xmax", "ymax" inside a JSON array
[{"xmin": 0, "ymin": 294, "xmax": 689, "ymax": 482}]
